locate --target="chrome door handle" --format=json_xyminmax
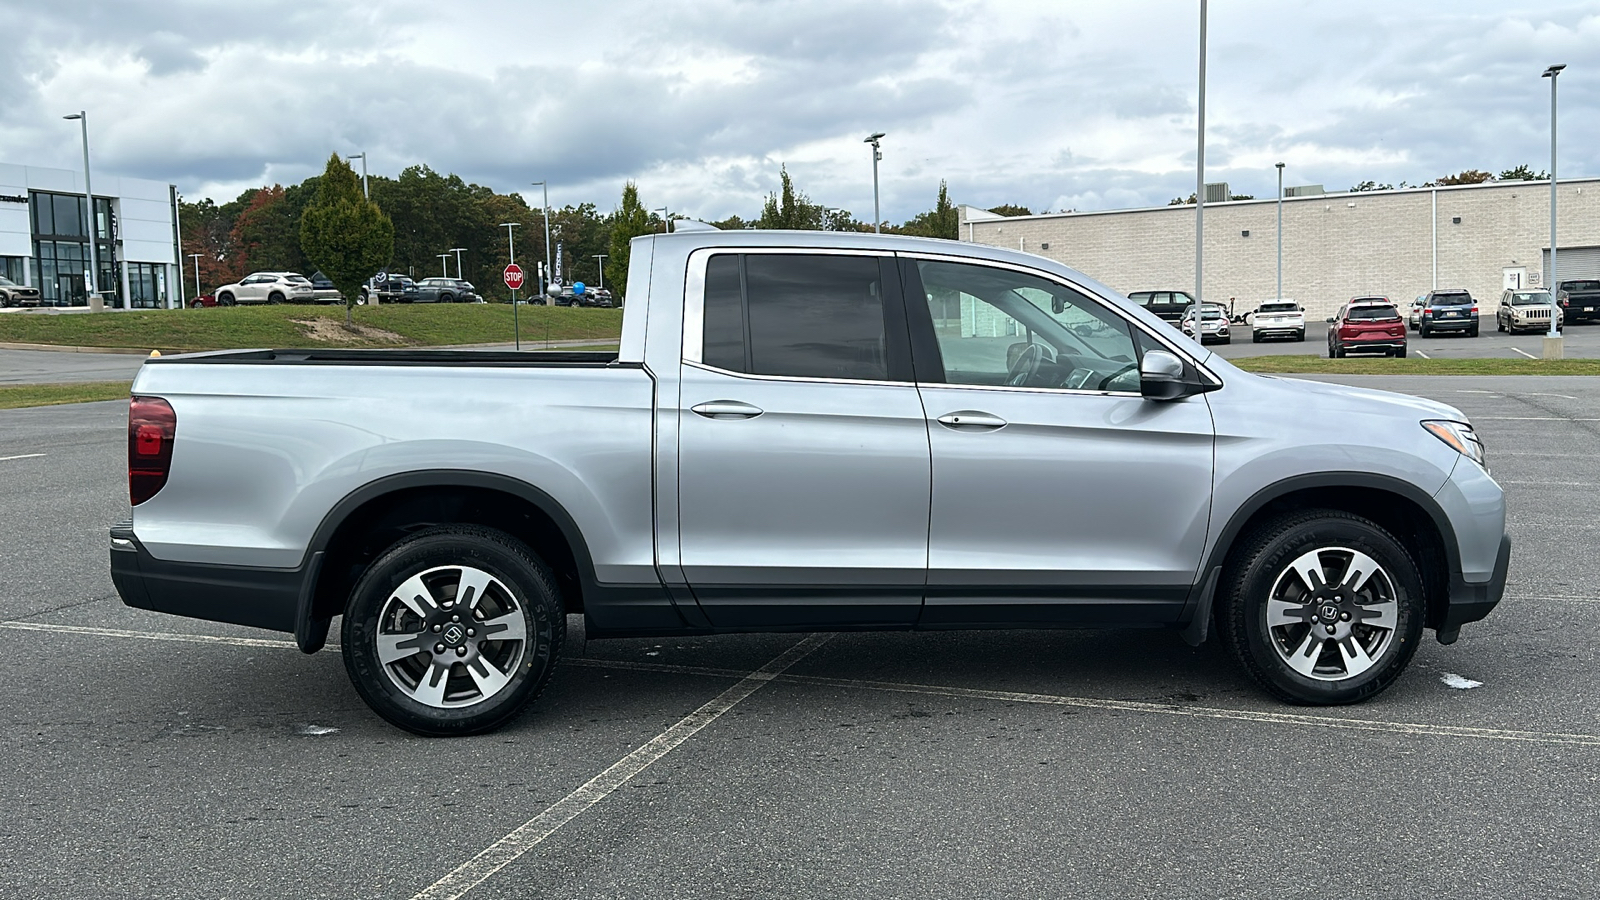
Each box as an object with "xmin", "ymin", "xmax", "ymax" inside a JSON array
[
  {"xmin": 691, "ymin": 401, "xmax": 764, "ymax": 419},
  {"xmin": 936, "ymin": 411, "xmax": 1007, "ymax": 430}
]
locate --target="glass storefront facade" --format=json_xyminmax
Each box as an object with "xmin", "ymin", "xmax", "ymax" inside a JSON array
[
  {"xmin": 30, "ymin": 191, "xmax": 118, "ymax": 307},
  {"xmin": 0, "ymin": 256, "xmax": 24, "ymax": 283},
  {"xmin": 127, "ymin": 262, "xmax": 168, "ymax": 308}
]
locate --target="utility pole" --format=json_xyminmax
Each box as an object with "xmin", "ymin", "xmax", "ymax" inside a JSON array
[
  {"xmin": 1192, "ymin": 0, "xmax": 1207, "ymax": 337},
  {"xmin": 1276, "ymin": 162, "xmax": 1285, "ymax": 300},
  {"xmin": 1543, "ymin": 63, "xmax": 1566, "ymax": 359},
  {"xmin": 594, "ymin": 254, "xmax": 607, "ymax": 290},
  {"xmin": 63, "ymin": 111, "xmax": 100, "ymax": 308},
  {"xmin": 346, "ymin": 152, "xmax": 368, "ymax": 199},
  {"xmin": 865, "ymin": 133, "xmax": 885, "ymax": 233},
  {"xmin": 501, "ymin": 222, "xmax": 521, "ymax": 350}
]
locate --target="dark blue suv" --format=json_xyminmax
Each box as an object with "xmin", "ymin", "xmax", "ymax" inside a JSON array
[{"xmin": 1418, "ymin": 290, "xmax": 1479, "ymax": 338}]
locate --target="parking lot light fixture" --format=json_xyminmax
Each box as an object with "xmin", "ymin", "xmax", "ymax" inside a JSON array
[
  {"xmin": 594, "ymin": 254, "xmax": 607, "ymax": 290},
  {"xmin": 187, "ymin": 253, "xmax": 202, "ymax": 302},
  {"xmin": 1192, "ymin": 1, "xmax": 1207, "ymax": 325},
  {"xmin": 63, "ymin": 111, "xmax": 101, "ymax": 307},
  {"xmin": 450, "ymin": 247, "xmax": 466, "ymax": 279},
  {"xmin": 865, "ymin": 133, "xmax": 885, "ymax": 233},
  {"xmin": 1543, "ymin": 63, "xmax": 1566, "ymax": 356},
  {"xmin": 1276, "ymin": 162, "xmax": 1285, "ymax": 301},
  {"xmin": 437, "ymin": 253, "xmax": 451, "ymax": 277},
  {"xmin": 345, "ymin": 152, "xmax": 368, "ymax": 199},
  {"xmin": 654, "ymin": 207, "xmax": 669, "ymax": 233}
]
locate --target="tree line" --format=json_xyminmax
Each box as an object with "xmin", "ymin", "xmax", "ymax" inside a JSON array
[{"xmin": 182, "ymin": 162, "xmax": 995, "ymax": 303}]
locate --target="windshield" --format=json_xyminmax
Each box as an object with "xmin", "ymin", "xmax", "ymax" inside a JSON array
[
  {"xmin": 0, "ymin": 275, "xmax": 16, "ymax": 287},
  {"xmin": 1258, "ymin": 302, "xmax": 1297, "ymax": 313},
  {"xmin": 1348, "ymin": 305, "xmax": 1400, "ymax": 320},
  {"xmin": 1511, "ymin": 292, "xmax": 1552, "ymax": 305},
  {"xmin": 1430, "ymin": 293, "xmax": 1471, "ymax": 306},
  {"xmin": 1562, "ymin": 280, "xmax": 1600, "ymax": 292}
]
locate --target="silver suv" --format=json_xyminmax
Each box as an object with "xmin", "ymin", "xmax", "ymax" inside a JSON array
[{"xmin": 212, "ymin": 272, "xmax": 316, "ymax": 306}]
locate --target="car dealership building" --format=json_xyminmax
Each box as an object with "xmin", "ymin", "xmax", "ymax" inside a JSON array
[
  {"xmin": 960, "ymin": 177, "xmax": 1600, "ymax": 320},
  {"xmin": 0, "ymin": 163, "xmax": 182, "ymax": 309}
]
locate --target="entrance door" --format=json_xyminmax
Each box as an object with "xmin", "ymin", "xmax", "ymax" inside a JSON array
[
  {"xmin": 904, "ymin": 257, "xmax": 1215, "ymax": 626},
  {"xmin": 1502, "ymin": 267, "xmax": 1526, "ymax": 291},
  {"xmin": 676, "ymin": 251, "xmax": 930, "ymax": 628},
  {"xmin": 56, "ymin": 273, "xmax": 85, "ymax": 307}
]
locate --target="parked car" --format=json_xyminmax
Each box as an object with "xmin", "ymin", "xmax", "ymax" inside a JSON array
[
  {"xmin": 0, "ymin": 274, "xmax": 42, "ymax": 308},
  {"xmin": 187, "ymin": 294, "xmax": 217, "ymax": 309},
  {"xmin": 1329, "ymin": 299, "xmax": 1407, "ymax": 357},
  {"xmin": 360, "ymin": 276, "xmax": 420, "ymax": 304},
  {"xmin": 213, "ymin": 272, "xmax": 316, "ymax": 306},
  {"xmin": 1556, "ymin": 279, "xmax": 1600, "ymax": 324},
  {"xmin": 111, "ymin": 230, "xmax": 1508, "ymax": 735},
  {"xmin": 306, "ymin": 272, "xmax": 344, "ymax": 304},
  {"xmin": 1249, "ymin": 300, "xmax": 1305, "ymax": 342},
  {"xmin": 1180, "ymin": 303, "xmax": 1230, "ymax": 343},
  {"xmin": 1496, "ymin": 289, "xmax": 1562, "ymax": 334},
  {"xmin": 1417, "ymin": 289, "xmax": 1478, "ymax": 337},
  {"xmin": 414, "ymin": 278, "xmax": 482, "ymax": 303},
  {"xmin": 1407, "ymin": 295, "xmax": 1426, "ymax": 331},
  {"xmin": 1126, "ymin": 290, "xmax": 1195, "ymax": 324}
]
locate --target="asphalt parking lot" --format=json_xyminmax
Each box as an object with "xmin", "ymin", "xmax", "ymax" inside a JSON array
[
  {"xmin": 3, "ymin": 378, "xmax": 1598, "ymax": 899},
  {"xmin": 1212, "ymin": 320, "xmax": 1600, "ymax": 359}
]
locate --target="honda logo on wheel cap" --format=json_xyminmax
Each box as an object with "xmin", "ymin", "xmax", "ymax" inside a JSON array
[{"xmin": 443, "ymin": 624, "xmax": 467, "ymax": 645}]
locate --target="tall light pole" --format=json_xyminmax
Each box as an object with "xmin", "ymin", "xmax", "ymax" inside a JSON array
[
  {"xmin": 593, "ymin": 254, "xmax": 607, "ymax": 291},
  {"xmin": 501, "ymin": 222, "xmax": 521, "ymax": 350},
  {"xmin": 62, "ymin": 111, "xmax": 100, "ymax": 308},
  {"xmin": 653, "ymin": 207, "xmax": 669, "ymax": 233},
  {"xmin": 1276, "ymin": 161, "xmax": 1285, "ymax": 301},
  {"xmin": 188, "ymin": 253, "xmax": 202, "ymax": 304},
  {"xmin": 450, "ymin": 247, "xmax": 466, "ymax": 279},
  {"xmin": 346, "ymin": 152, "xmax": 368, "ymax": 199},
  {"xmin": 530, "ymin": 181, "xmax": 551, "ymax": 301},
  {"xmin": 1544, "ymin": 63, "xmax": 1566, "ymax": 358},
  {"xmin": 1192, "ymin": 1, "xmax": 1207, "ymax": 336},
  {"xmin": 437, "ymin": 253, "xmax": 450, "ymax": 276},
  {"xmin": 865, "ymin": 133, "xmax": 885, "ymax": 233}
]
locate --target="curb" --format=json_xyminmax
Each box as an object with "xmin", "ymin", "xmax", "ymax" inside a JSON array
[{"xmin": 0, "ymin": 342, "xmax": 156, "ymax": 355}]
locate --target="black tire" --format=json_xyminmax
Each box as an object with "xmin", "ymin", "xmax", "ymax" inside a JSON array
[
  {"xmin": 1295, "ymin": 330, "xmax": 1305, "ymax": 342},
  {"xmin": 1220, "ymin": 335, "xmax": 1231, "ymax": 344},
  {"xmin": 1395, "ymin": 346, "xmax": 1407, "ymax": 358},
  {"xmin": 218, "ymin": 292, "xmax": 236, "ymax": 307},
  {"xmin": 1468, "ymin": 325, "xmax": 1479, "ymax": 337},
  {"xmin": 1327, "ymin": 341, "xmax": 1336, "ymax": 359},
  {"xmin": 268, "ymin": 292, "xmax": 285, "ymax": 305},
  {"xmin": 341, "ymin": 525, "xmax": 564, "ymax": 736},
  {"xmin": 1251, "ymin": 333, "xmax": 1261, "ymax": 344},
  {"xmin": 1334, "ymin": 343, "xmax": 1346, "ymax": 358},
  {"xmin": 189, "ymin": 299, "xmax": 203, "ymax": 309},
  {"xmin": 1418, "ymin": 324, "xmax": 1429, "ymax": 338},
  {"xmin": 1219, "ymin": 510, "xmax": 1424, "ymax": 705},
  {"xmin": 440, "ymin": 293, "xmax": 454, "ymax": 303}
]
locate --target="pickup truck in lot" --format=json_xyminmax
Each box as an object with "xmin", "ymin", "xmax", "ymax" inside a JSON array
[
  {"xmin": 1556, "ymin": 279, "xmax": 1600, "ymax": 324},
  {"xmin": 111, "ymin": 231, "xmax": 1509, "ymax": 735}
]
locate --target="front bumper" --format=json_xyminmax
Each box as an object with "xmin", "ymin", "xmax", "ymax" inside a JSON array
[
  {"xmin": 1437, "ymin": 533, "xmax": 1511, "ymax": 643},
  {"xmin": 110, "ymin": 521, "xmax": 308, "ymax": 636}
]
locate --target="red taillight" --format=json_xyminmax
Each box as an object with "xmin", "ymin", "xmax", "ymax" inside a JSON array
[
  {"xmin": 129, "ymin": 397, "xmax": 176, "ymax": 505},
  {"xmin": 1471, "ymin": 306, "xmax": 1479, "ymax": 314}
]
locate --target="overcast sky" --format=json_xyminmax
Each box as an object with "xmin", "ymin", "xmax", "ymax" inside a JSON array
[{"xmin": 3, "ymin": 1, "xmax": 1597, "ymax": 222}]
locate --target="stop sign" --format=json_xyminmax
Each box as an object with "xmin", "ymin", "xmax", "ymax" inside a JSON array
[{"xmin": 503, "ymin": 263, "xmax": 526, "ymax": 290}]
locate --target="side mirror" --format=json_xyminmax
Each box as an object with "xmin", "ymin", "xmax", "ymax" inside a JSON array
[
  {"xmin": 1325, "ymin": 316, "xmax": 1336, "ymax": 324},
  {"xmin": 1140, "ymin": 350, "xmax": 1207, "ymax": 401},
  {"xmin": 1052, "ymin": 296, "xmax": 1066, "ymax": 315}
]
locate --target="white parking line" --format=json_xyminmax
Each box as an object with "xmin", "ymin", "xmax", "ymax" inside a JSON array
[
  {"xmin": 0, "ymin": 453, "xmax": 46, "ymax": 462},
  {"xmin": 0, "ymin": 620, "xmax": 303, "ymax": 649},
  {"xmin": 1511, "ymin": 347, "xmax": 1538, "ymax": 359},
  {"xmin": 411, "ymin": 635, "xmax": 831, "ymax": 900},
  {"xmin": 1415, "ymin": 350, "xmax": 1431, "ymax": 359}
]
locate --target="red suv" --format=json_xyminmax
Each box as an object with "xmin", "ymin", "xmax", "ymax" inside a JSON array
[{"xmin": 1328, "ymin": 298, "xmax": 1407, "ymax": 358}]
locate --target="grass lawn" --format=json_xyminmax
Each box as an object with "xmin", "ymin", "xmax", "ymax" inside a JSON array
[
  {"xmin": 1229, "ymin": 355, "xmax": 1600, "ymax": 375},
  {"xmin": 0, "ymin": 381, "xmax": 130, "ymax": 410},
  {"xmin": 0, "ymin": 304, "xmax": 622, "ymax": 353}
]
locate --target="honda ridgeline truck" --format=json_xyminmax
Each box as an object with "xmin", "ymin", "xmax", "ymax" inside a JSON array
[{"xmin": 111, "ymin": 230, "xmax": 1510, "ymax": 735}]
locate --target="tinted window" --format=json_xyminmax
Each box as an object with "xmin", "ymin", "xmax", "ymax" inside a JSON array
[
  {"xmin": 1347, "ymin": 305, "xmax": 1400, "ymax": 320},
  {"xmin": 702, "ymin": 254, "xmax": 746, "ymax": 371},
  {"xmin": 916, "ymin": 260, "xmax": 1139, "ymax": 391},
  {"xmin": 1511, "ymin": 292, "xmax": 1551, "ymax": 304},
  {"xmin": 53, "ymin": 194, "xmax": 83, "ymax": 238},
  {"xmin": 744, "ymin": 255, "xmax": 886, "ymax": 380},
  {"xmin": 1430, "ymin": 293, "xmax": 1471, "ymax": 306},
  {"xmin": 1563, "ymin": 280, "xmax": 1600, "ymax": 292},
  {"xmin": 1259, "ymin": 302, "xmax": 1297, "ymax": 313}
]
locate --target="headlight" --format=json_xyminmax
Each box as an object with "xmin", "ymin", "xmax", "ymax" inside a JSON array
[{"xmin": 1422, "ymin": 420, "xmax": 1486, "ymax": 468}]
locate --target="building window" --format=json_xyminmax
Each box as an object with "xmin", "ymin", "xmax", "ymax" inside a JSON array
[
  {"xmin": 30, "ymin": 191, "xmax": 119, "ymax": 307},
  {"xmin": 0, "ymin": 257, "xmax": 24, "ymax": 284},
  {"xmin": 127, "ymin": 263, "xmax": 167, "ymax": 309}
]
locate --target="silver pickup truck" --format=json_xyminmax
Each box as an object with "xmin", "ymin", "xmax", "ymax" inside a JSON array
[{"xmin": 111, "ymin": 231, "xmax": 1509, "ymax": 735}]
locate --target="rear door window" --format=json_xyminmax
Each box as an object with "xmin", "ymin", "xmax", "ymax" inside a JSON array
[{"xmin": 1431, "ymin": 293, "xmax": 1471, "ymax": 306}]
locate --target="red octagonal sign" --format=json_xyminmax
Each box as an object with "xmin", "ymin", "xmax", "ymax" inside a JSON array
[{"xmin": 503, "ymin": 263, "xmax": 526, "ymax": 290}]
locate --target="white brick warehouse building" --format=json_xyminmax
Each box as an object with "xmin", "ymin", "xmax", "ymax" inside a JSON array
[{"xmin": 959, "ymin": 178, "xmax": 1600, "ymax": 321}]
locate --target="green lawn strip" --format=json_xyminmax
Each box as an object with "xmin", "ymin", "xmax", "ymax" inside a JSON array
[
  {"xmin": 1230, "ymin": 355, "xmax": 1600, "ymax": 375},
  {"xmin": 0, "ymin": 305, "xmax": 622, "ymax": 352},
  {"xmin": 0, "ymin": 381, "xmax": 130, "ymax": 410}
]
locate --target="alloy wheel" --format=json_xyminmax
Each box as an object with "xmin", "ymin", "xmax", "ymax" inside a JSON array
[
  {"xmin": 1264, "ymin": 546, "xmax": 1398, "ymax": 682},
  {"xmin": 374, "ymin": 564, "xmax": 528, "ymax": 708}
]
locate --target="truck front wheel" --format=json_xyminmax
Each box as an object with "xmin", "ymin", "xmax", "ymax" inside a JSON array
[
  {"xmin": 341, "ymin": 525, "xmax": 563, "ymax": 736},
  {"xmin": 1218, "ymin": 510, "xmax": 1424, "ymax": 705}
]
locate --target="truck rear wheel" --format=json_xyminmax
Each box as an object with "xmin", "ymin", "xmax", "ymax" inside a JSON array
[
  {"xmin": 1218, "ymin": 510, "xmax": 1424, "ymax": 705},
  {"xmin": 341, "ymin": 525, "xmax": 563, "ymax": 736}
]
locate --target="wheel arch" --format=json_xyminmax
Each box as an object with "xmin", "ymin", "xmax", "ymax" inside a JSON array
[
  {"xmin": 297, "ymin": 470, "xmax": 597, "ymax": 652},
  {"xmin": 1196, "ymin": 473, "xmax": 1459, "ymax": 636}
]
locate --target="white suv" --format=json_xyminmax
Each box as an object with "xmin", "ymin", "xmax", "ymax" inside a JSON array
[
  {"xmin": 212, "ymin": 272, "xmax": 316, "ymax": 306},
  {"xmin": 1250, "ymin": 300, "xmax": 1306, "ymax": 342}
]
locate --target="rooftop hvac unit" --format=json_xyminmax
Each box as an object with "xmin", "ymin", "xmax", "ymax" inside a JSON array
[
  {"xmin": 1285, "ymin": 184, "xmax": 1325, "ymax": 198},
  {"xmin": 1204, "ymin": 182, "xmax": 1231, "ymax": 204}
]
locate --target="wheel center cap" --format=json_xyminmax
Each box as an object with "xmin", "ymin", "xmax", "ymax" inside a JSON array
[
  {"xmin": 441, "ymin": 624, "xmax": 467, "ymax": 646},
  {"xmin": 1318, "ymin": 603, "xmax": 1341, "ymax": 623}
]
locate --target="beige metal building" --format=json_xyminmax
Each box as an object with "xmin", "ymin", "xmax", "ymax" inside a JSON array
[{"xmin": 959, "ymin": 177, "xmax": 1600, "ymax": 320}]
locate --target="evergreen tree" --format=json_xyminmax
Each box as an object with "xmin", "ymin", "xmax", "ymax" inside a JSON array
[
  {"xmin": 299, "ymin": 154, "xmax": 394, "ymax": 327},
  {"xmin": 608, "ymin": 182, "xmax": 654, "ymax": 303}
]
